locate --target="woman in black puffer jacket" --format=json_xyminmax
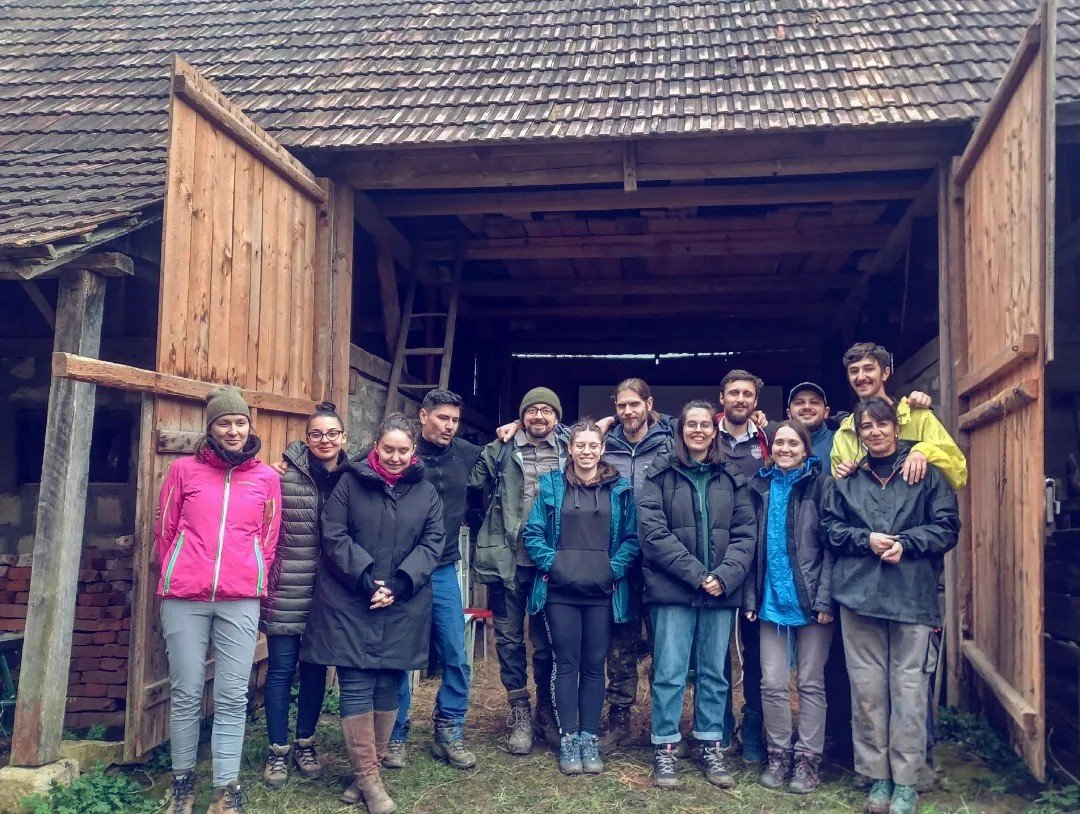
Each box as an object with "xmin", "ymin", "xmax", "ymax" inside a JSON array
[{"xmin": 260, "ymin": 402, "xmax": 347, "ymax": 789}]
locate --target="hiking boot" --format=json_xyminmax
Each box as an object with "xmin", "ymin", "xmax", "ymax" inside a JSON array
[
  {"xmin": 852, "ymin": 773, "xmax": 873, "ymax": 791},
  {"xmin": 652, "ymin": 744, "xmax": 680, "ymax": 789},
  {"xmin": 697, "ymin": 741, "xmax": 735, "ymax": 788},
  {"xmin": 600, "ymin": 705, "xmax": 631, "ymax": 747},
  {"xmin": 579, "ymin": 733, "xmax": 603, "ymax": 774},
  {"xmin": 558, "ymin": 732, "xmax": 583, "ymax": 775},
  {"xmin": 758, "ymin": 747, "xmax": 792, "ymax": 789},
  {"xmin": 916, "ymin": 762, "xmax": 938, "ymax": 792},
  {"xmin": 340, "ymin": 781, "xmax": 361, "ymax": 806},
  {"xmin": 889, "ymin": 784, "xmax": 918, "ymax": 814},
  {"xmin": 740, "ymin": 710, "xmax": 766, "ymax": 763},
  {"xmin": 381, "ymin": 740, "xmax": 407, "ymax": 770},
  {"xmin": 206, "ymin": 782, "xmax": 244, "ymax": 814},
  {"xmin": 867, "ymin": 779, "xmax": 894, "ymax": 814},
  {"xmin": 789, "ymin": 751, "xmax": 821, "ymax": 795},
  {"xmin": 507, "ymin": 700, "xmax": 534, "ymax": 755},
  {"xmin": 432, "ymin": 719, "xmax": 477, "ymax": 770},
  {"xmin": 262, "ymin": 743, "xmax": 290, "ymax": 788},
  {"xmin": 359, "ymin": 774, "xmax": 397, "ymax": 814},
  {"xmin": 293, "ymin": 737, "xmax": 323, "ymax": 781},
  {"xmin": 166, "ymin": 771, "xmax": 196, "ymax": 814},
  {"xmin": 535, "ymin": 702, "xmax": 561, "ymax": 747}
]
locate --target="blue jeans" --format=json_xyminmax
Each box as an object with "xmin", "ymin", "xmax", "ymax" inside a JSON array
[
  {"xmin": 650, "ymin": 604, "xmax": 735, "ymax": 744},
  {"xmin": 265, "ymin": 634, "xmax": 328, "ymax": 746},
  {"xmin": 391, "ymin": 563, "xmax": 472, "ymax": 740}
]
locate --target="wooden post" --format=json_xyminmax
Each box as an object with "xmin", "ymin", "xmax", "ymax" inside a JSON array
[
  {"xmin": 10, "ymin": 270, "xmax": 106, "ymax": 767},
  {"xmin": 331, "ymin": 182, "xmax": 355, "ymax": 415}
]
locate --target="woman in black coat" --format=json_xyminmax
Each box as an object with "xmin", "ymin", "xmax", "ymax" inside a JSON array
[
  {"xmin": 301, "ymin": 413, "xmax": 444, "ymax": 814},
  {"xmin": 260, "ymin": 401, "xmax": 346, "ymax": 789}
]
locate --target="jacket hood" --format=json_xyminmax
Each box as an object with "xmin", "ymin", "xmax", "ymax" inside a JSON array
[
  {"xmin": 606, "ymin": 417, "xmax": 671, "ymax": 452},
  {"xmin": 752, "ymin": 456, "xmax": 822, "ymax": 493},
  {"xmin": 345, "ymin": 456, "xmax": 426, "ymax": 485},
  {"xmin": 646, "ymin": 450, "xmax": 747, "ymax": 489},
  {"xmin": 283, "ymin": 440, "xmax": 311, "ymax": 473}
]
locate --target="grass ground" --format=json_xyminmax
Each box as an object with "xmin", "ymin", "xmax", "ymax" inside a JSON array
[{"xmin": 138, "ymin": 654, "xmax": 1076, "ymax": 814}]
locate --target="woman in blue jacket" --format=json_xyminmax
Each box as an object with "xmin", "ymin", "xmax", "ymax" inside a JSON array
[{"xmin": 524, "ymin": 419, "xmax": 640, "ymax": 776}]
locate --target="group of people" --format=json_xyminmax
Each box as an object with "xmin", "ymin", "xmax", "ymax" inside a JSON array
[{"xmin": 155, "ymin": 341, "xmax": 966, "ymax": 814}]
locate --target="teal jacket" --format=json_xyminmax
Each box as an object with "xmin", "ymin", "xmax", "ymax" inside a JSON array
[{"xmin": 522, "ymin": 470, "xmax": 641, "ymax": 623}]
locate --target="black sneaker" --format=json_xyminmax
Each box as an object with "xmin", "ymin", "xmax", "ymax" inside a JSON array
[
  {"xmin": 652, "ymin": 744, "xmax": 680, "ymax": 789},
  {"xmin": 697, "ymin": 741, "xmax": 735, "ymax": 788}
]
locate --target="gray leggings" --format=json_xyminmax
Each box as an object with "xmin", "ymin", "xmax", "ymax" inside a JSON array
[
  {"xmin": 759, "ymin": 620, "xmax": 834, "ymax": 755},
  {"xmin": 161, "ymin": 598, "xmax": 260, "ymax": 787}
]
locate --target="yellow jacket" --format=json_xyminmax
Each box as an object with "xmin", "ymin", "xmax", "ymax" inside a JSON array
[{"xmin": 830, "ymin": 397, "xmax": 968, "ymax": 490}]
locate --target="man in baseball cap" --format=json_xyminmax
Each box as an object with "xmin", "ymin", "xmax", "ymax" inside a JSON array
[{"xmin": 786, "ymin": 382, "xmax": 835, "ymax": 461}]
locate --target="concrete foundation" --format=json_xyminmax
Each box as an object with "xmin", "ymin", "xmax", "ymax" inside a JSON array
[{"xmin": 0, "ymin": 758, "xmax": 78, "ymax": 813}]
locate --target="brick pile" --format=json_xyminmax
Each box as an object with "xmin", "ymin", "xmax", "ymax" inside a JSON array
[{"xmin": 0, "ymin": 551, "xmax": 132, "ymax": 729}]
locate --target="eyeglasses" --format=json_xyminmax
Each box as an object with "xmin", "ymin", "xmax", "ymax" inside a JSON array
[
  {"xmin": 684, "ymin": 421, "xmax": 714, "ymax": 430},
  {"xmin": 524, "ymin": 406, "xmax": 555, "ymax": 418},
  {"xmin": 307, "ymin": 429, "xmax": 344, "ymax": 442},
  {"xmin": 572, "ymin": 442, "xmax": 602, "ymax": 452}
]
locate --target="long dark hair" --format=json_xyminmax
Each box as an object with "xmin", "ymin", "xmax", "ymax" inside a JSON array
[
  {"xmin": 674, "ymin": 400, "xmax": 722, "ymax": 466},
  {"xmin": 565, "ymin": 418, "xmax": 619, "ymax": 486}
]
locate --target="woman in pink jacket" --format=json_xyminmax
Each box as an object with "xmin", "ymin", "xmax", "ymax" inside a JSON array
[{"xmin": 156, "ymin": 386, "xmax": 281, "ymax": 814}]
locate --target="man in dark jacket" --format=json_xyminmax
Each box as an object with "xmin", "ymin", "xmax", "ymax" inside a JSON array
[{"xmin": 386, "ymin": 390, "xmax": 482, "ymax": 771}]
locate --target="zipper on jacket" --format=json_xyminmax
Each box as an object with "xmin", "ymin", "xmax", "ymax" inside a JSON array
[
  {"xmin": 159, "ymin": 485, "xmax": 175, "ymax": 538},
  {"xmin": 253, "ymin": 534, "xmax": 265, "ymax": 595},
  {"xmin": 209, "ymin": 467, "xmax": 234, "ymax": 602},
  {"xmin": 163, "ymin": 531, "xmax": 185, "ymax": 595}
]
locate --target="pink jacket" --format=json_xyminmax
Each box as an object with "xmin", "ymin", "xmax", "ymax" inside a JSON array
[{"xmin": 155, "ymin": 448, "xmax": 282, "ymax": 602}]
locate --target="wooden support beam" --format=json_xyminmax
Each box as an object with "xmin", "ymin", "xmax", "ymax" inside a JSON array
[
  {"xmin": 958, "ymin": 378, "xmax": 1040, "ymax": 432},
  {"xmin": 11, "ymin": 270, "xmax": 106, "ymax": 767},
  {"xmin": 354, "ymin": 191, "xmax": 412, "ymax": 268},
  {"xmin": 312, "ymin": 179, "xmax": 336, "ymax": 403},
  {"xmin": 330, "ymin": 182, "xmax": 355, "ymax": 413},
  {"xmin": 961, "ymin": 640, "xmax": 1040, "ymax": 736},
  {"xmin": 463, "ymin": 273, "xmax": 857, "ymax": 299},
  {"xmin": 622, "ymin": 142, "xmax": 638, "ymax": 192},
  {"xmin": 52, "ymin": 353, "xmax": 316, "ymax": 416},
  {"xmin": 373, "ymin": 175, "xmax": 929, "ymax": 217},
  {"xmin": 19, "ymin": 282, "xmax": 56, "ymax": 329},
  {"xmin": 476, "ymin": 301, "xmax": 834, "ymax": 320},
  {"xmin": 375, "ymin": 243, "xmax": 401, "ymax": 355},
  {"xmin": 61, "ymin": 252, "xmax": 135, "ymax": 276},
  {"xmin": 957, "ymin": 334, "xmax": 1040, "ymax": 396},
  {"xmin": 425, "ymin": 224, "xmax": 890, "ymax": 261}
]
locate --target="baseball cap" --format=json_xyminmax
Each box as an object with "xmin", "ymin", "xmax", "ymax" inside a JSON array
[{"xmin": 787, "ymin": 382, "xmax": 828, "ymax": 406}]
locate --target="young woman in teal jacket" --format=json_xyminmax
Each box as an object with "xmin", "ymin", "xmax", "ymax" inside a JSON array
[{"xmin": 523, "ymin": 419, "xmax": 640, "ymax": 776}]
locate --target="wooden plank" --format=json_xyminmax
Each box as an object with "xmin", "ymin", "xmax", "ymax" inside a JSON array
[
  {"xmin": 330, "ymin": 183, "xmax": 355, "ymax": 414},
  {"xmin": 10, "ymin": 270, "xmax": 105, "ymax": 767},
  {"xmin": 255, "ymin": 175, "xmax": 280, "ymax": 394},
  {"xmin": 961, "ymin": 640, "xmax": 1039, "ymax": 736},
  {"xmin": 373, "ymin": 175, "xmax": 929, "ymax": 217},
  {"xmin": 186, "ymin": 113, "xmax": 219, "ymax": 384},
  {"xmin": 229, "ymin": 147, "xmax": 256, "ymax": 387},
  {"xmin": 207, "ymin": 134, "xmax": 236, "ymax": 383},
  {"xmin": 475, "ymin": 301, "xmax": 833, "ymax": 319},
  {"xmin": 439, "ymin": 248, "xmax": 464, "ymax": 391},
  {"xmin": 156, "ymin": 429, "xmax": 202, "ymax": 454},
  {"xmin": 61, "ymin": 252, "xmax": 135, "ymax": 276},
  {"xmin": 958, "ymin": 378, "xmax": 1040, "ymax": 432},
  {"xmin": 312, "ymin": 179, "xmax": 335, "ymax": 402},
  {"xmin": 622, "ymin": 142, "xmax": 638, "ymax": 191},
  {"xmin": 170, "ymin": 56, "xmax": 325, "ymax": 203},
  {"xmin": 354, "ymin": 191, "xmax": 412, "ymax": 267},
  {"xmin": 52, "ymin": 353, "xmax": 316, "ymax": 416},
  {"xmin": 462, "ymin": 272, "xmax": 857, "ymax": 298},
  {"xmin": 245, "ymin": 162, "xmax": 266, "ymax": 390},
  {"xmin": 376, "ymin": 243, "xmax": 401, "ymax": 354},
  {"xmin": 957, "ymin": 334, "xmax": 1040, "ymax": 396}
]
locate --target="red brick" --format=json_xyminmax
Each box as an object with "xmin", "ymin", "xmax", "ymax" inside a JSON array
[
  {"xmin": 0, "ymin": 604, "xmax": 28, "ymax": 618},
  {"xmin": 106, "ymin": 684, "xmax": 128, "ymax": 699},
  {"xmin": 14, "ymin": 592, "xmax": 28, "ymax": 602},
  {"xmin": 0, "ymin": 620, "xmax": 25, "ymax": 632},
  {"xmin": 105, "ymin": 606, "xmax": 129, "ymax": 620},
  {"xmin": 68, "ymin": 683, "xmax": 108, "ymax": 698},
  {"xmin": 99, "ymin": 658, "xmax": 125, "ymax": 670},
  {"xmin": 72, "ymin": 633, "xmax": 96, "ymax": 646},
  {"xmin": 77, "ymin": 594, "xmax": 111, "ymax": 607},
  {"xmin": 117, "ymin": 632, "xmax": 130, "ymax": 645},
  {"xmin": 91, "ymin": 631, "xmax": 116, "ymax": 644},
  {"xmin": 3, "ymin": 580, "xmax": 29, "ymax": 592},
  {"xmin": 75, "ymin": 607, "xmax": 105, "ymax": 620},
  {"xmin": 82, "ymin": 670, "xmax": 126, "ymax": 684},
  {"xmin": 83, "ymin": 582, "xmax": 110, "ymax": 594},
  {"xmin": 7, "ymin": 567, "xmax": 31, "ymax": 580},
  {"xmin": 65, "ymin": 697, "xmax": 119, "ymax": 712}
]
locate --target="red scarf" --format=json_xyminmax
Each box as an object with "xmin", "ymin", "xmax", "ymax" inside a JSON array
[{"xmin": 367, "ymin": 448, "xmax": 417, "ymax": 487}]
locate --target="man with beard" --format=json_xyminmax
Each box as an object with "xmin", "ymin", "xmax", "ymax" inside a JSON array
[
  {"xmin": 786, "ymin": 382, "xmax": 838, "ymax": 460},
  {"xmin": 470, "ymin": 387, "xmax": 567, "ymax": 755},
  {"xmin": 382, "ymin": 390, "xmax": 480, "ymax": 773}
]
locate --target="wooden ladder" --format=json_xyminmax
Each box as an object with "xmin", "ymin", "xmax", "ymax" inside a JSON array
[{"xmin": 384, "ymin": 251, "xmax": 464, "ymax": 420}]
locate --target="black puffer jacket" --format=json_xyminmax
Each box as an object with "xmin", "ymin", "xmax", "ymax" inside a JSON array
[
  {"xmin": 300, "ymin": 458, "xmax": 445, "ymax": 670},
  {"xmin": 821, "ymin": 443, "xmax": 960, "ymax": 627},
  {"xmin": 261, "ymin": 441, "xmax": 344, "ymax": 635},
  {"xmin": 638, "ymin": 451, "xmax": 756, "ymax": 608},
  {"xmin": 744, "ymin": 462, "xmax": 834, "ymax": 618}
]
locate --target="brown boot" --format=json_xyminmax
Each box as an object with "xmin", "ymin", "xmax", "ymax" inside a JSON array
[
  {"xmin": 342, "ymin": 713, "xmax": 397, "ymax": 814},
  {"xmin": 206, "ymin": 781, "xmax": 244, "ymax": 814},
  {"xmin": 373, "ymin": 709, "xmax": 398, "ymax": 763},
  {"xmin": 165, "ymin": 771, "xmax": 196, "ymax": 814}
]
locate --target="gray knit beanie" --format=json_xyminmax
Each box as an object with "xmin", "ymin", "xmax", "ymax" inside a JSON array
[
  {"xmin": 519, "ymin": 387, "xmax": 562, "ymax": 421},
  {"xmin": 205, "ymin": 385, "xmax": 251, "ymax": 427}
]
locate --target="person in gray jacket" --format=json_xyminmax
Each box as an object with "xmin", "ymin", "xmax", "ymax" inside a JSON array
[{"xmin": 260, "ymin": 402, "xmax": 346, "ymax": 789}]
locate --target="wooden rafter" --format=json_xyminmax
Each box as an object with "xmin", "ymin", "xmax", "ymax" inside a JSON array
[
  {"xmin": 463, "ymin": 273, "xmax": 857, "ymax": 298},
  {"xmin": 474, "ymin": 301, "xmax": 835, "ymax": 320}
]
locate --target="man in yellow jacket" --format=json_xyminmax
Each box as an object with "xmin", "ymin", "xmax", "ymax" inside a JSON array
[{"xmin": 830, "ymin": 342, "xmax": 968, "ymax": 490}]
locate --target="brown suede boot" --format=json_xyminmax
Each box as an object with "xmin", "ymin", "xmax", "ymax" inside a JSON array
[
  {"xmin": 342, "ymin": 713, "xmax": 397, "ymax": 814},
  {"xmin": 374, "ymin": 709, "xmax": 398, "ymax": 763}
]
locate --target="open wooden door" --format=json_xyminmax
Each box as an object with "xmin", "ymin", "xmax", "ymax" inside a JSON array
[
  {"xmin": 123, "ymin": 57, "xmax": 344, "ymax": 760},
  {"xmin": 944, "ymin": 0, "xmax": 1056, "ymax": 781}
]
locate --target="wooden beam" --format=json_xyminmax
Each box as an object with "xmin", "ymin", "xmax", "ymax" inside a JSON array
[
  {"xmin": 476, "ymin": 301, "xmax": 834, "ymax": 320},
  {"xmin": 373, "ymin": 176, "xmax": 929, "ymax": 217},
  {"xmin": 19, "ymin": 282, "xmax": 56, "ymax": 330},
  {"xmin": 52, "ymin": 353, "xmax": 316, "ymax": 416},
  {"xmin": 961, "ymin": 639, "xmax": 1040, "ymax": 736},
  {"xmin": 312, "ymin": 179, "xmax": 336, "ymax": 403},
  {"xmin": 331, "ymin": 182, "xmax": 355, "ymax": 414},
  {"xmin": 426, "ymin": 224, "xmax": 890, "ymax": 261},
  {"xmin": 958, "ymin": 378, "xmax": 1040, "ymax": 432},
  {"xmin": 354, "ymin": 191, "xmax": 412, "ymax": 267},
  {"xmin": 61, "ymin": 252, "xmax": 135, "ymax": 276},
  {"xmin": 463, "ymin": 273, "xmax": 857, "ymax": 299},
  {"xmin": 375, "ymin": 243, "xmax": 401, "ymax": 354},
  {"xmin": 510, "ymin": 333, "xmax": 814, "ymax": 355},
  {"xmin": 957, "ymin": 334, "xmax": 1040, "ymax": 396},
  {"xmin": 11, "ymin": 270, "xmax": 106, "ymax": 767},
  {"xmin": 622, "ymin": 142, "xmax": 638, "ymax": 192},
  {"xmin": 171, "ymin": 56, "xmax": 325, "ymax": 203}
]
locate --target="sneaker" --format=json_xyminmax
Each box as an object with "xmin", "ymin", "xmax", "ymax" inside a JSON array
[
  {"xmin": 381, "ymin": 740, "xmax": 407, "ymax": 770},
  {"xmin": 292, "ymin": 737, "xmax": 323, "ymax": 780},
  {"xmin": 579, "ymin": 733, "xmax": 603, "ymax": 774},
  {"xmin": 789, "ymin": 751, "xmax": 821, "ymax": 795},
  {"xmin": 166, "ymin": 771, "xmax": 196, "ymax": 814},
  {"xmin": 652, "ymin": 744, "xmax": 680, "ymax": 789},
  {"xmin": 262, "ymin": 744, "xmax": 290, "ymax": 789},
  {"xmin": 600, "ymin": 705, "xmax": 631, "ymax": 747},
  {"xmin": 758, "ymin": 747, "xmax": 792, "ymax": 789},
  {"xmin": 535, "ymin": 702, "xmax": 561, "ymax": 747},
  {"xmin": 868, "ymin": 779, "xmax": 894, "ymax": 814},
  {"xmin": 559, "ymin": 732, "xmax": 583, "ymax": 775},
  {"xmin": 507, "ymin": 700, "xmax": 534, "ymax": 755},
  {"xmin": 697, "ymin": 741, "xmax": 735, "ymax": 788},
  {"xmin": 740, "ymin": 710, "xmax": 766, "ymax": 763},
  {"xmin": 433, "ymin": 719, "xmax": 477, "ymax": 770},
  {"xmin": 889, "ymin": 783, "xmax": 918, "ymax": 814}
]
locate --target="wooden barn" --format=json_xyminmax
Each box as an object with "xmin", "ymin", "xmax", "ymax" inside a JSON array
[{"xmin": 0, "ymin": 0, "xmax": 1078, "ymax": 787}]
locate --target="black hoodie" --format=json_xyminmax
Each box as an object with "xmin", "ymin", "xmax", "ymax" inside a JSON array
[{"xmin": 547, "ymin": 468, "xmax": 621, "ymax": 605}]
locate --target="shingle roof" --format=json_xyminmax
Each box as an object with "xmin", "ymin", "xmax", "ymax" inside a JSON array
[{"xmin": 1, "ymin": 0, "xmax": 1077, "ymax": 248}]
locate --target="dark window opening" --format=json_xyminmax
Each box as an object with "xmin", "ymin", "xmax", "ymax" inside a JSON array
[{"xmin": 15, "ymin": 409, "xmax": 133, "ymax": 485}]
